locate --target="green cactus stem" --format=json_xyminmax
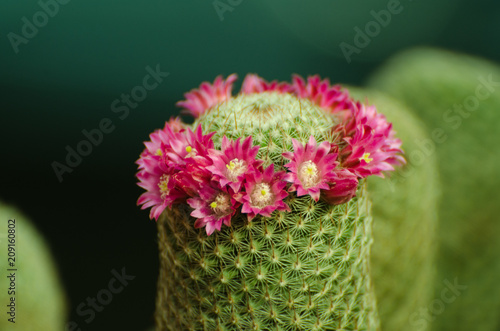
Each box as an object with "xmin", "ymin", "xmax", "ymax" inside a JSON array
[
  {"xmin": 155, "ymin": 190, "xmax": 378, "ymax": 330},
  {"xmin": 153, "ymin": 91, "xmax": 380, "ymax": 330}
]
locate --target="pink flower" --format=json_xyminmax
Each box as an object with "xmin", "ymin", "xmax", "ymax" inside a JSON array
[
  {"xmin": 282, "ymin": 136, "xmax": 339, "ymax": 202},
  {"xmin": 336, "ymin": 102, "xmax": 405, "ymax": 178},
  {"xmin": 176, "ymin": 74, "xmax": 238, "ymax": 118},
  {"xmin": 207, "ymin": 136, "xmax": 263, "ymax": 192},
  {"xmin": 137, "ymin": 73, "xmax": 406, "ymax": 224},
  {"xmin": 166, "ymin": 125, "xmax": 216, "ymax": 197},
  {"xmin": 321, "ymin": 169, "xmax": 359, "ymax": 205},
  {"xmin": 291, "ymin": 75, "xmax": 353, "ymax": 115},
  {"xmin": 166, "ymin": 125, "xmax": 215, "ymax": 165},
  {"xmin": 137, "ymin": 168, "xmax": 186, "ymax": 220},
  {"xmin": 187, "ymin": 183, "xmax": 239, "ymax": 235},
  {"xmin": 235, "ymin": 164, "xmax": 290, "ymax": 220},
  {"xmin": 165, "ymin": 116, "xmax": 186, "ymax": 133},
  {"xmin": 241, "ymin": 74, "xmax": 293, "ymax": 94},
  {"xmin": 136, "ymin": 121, "xmax": 189, "ymax": 219},
  {"xmin": 136, "ymin": 123, "xmax": 216, "ymax": 219},
  {"xmin": 137, "ymin": 120, "xmax": 178, "ymax": 166}
]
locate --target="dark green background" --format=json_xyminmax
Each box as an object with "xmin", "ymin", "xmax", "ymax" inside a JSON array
[{"xmin": 1, "ymin": 0, "xmax": 499, "ymax": 330}]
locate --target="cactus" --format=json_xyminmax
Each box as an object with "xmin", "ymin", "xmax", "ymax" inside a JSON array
[
  {"xmin": 0, "ymin": 202, "xmax": 67, "ymax": 330},
  {"xmin": 136, "ymin": 75, "xmax": 404, "ymax": 330},
  {"xmin": 368, "ymin": 48, "xmax": 500, "ymax": 331}
]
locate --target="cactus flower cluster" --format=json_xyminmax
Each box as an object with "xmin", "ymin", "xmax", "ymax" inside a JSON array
[{"xmin": 136, "ymin": 74, "xmax": 404, "ymax": 235}]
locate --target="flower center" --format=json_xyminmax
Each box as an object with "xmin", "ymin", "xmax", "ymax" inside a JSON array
[
  {"xmin": 360, "ymin": 152, "xmax": 373, "ymax": 163},
  {"xmin": 209, "ymin": 193, "xmax": 232, "ymax": 217},
  {"xmin": 250, "ymin": 183, "xmax": 273, "ymax": 208},
  {"xmin": 298, "ymin": 160, "xmax": 319, "ymax": 188},
  {"xmin": 225, "ymin": 158, "xmax": 248, "ymax": 181},
  {"xmin": 158, "ymin": 174, "xmax": 170, "ymax": 199},
  {"xmin": 155, "ymin": 149, "xmax": 163, "ymax": 156},
  {"xmin": 185, "ymin": 145, "xmax": 197, "ymax": 158}
]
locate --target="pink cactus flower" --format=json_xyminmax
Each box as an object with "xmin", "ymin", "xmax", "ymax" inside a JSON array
[
  {"xmin": 321, "ymin": 169, "xmax": 359, "ymax": 205},
  {"xmin": 207, "ymin": 136, "xmax": 263, "ymax": 192},
  {"xmin": 165, "ymin": 125, "xmax": 215, "ymax": 164},
  {"xmin": 291, "ymin": 75, "xmax": 353, "ymax": 115},
  {"xmin": 165, "ymin": 116, "xmax": 186, "ymax": 133},
  {"xmin": 234, "ymin": 164, "xmax": 290, "ymax": 221},
  {"xmin": 282, "ymin": 136, "xmax": 339, "ymax": 202},
  {"xmin": 166, "ymin": 125, "xmax": 216, "ymax": 197},
  {"xmin": 136, "ymin": 119, "xmax": 187, "ymax": 213},
  {"xmin": 136, "ymin": 124, "xmax": 215, "ymax": 219},
  {"xmin": 136, "ymin": 168, "xmax": 187, "ymax": 220},
  {"xmin": 336, "ymin": 102, "xmax": 405, "ymax": 178},
  {"xmin": 136, "ymin": 73, "xmax": 405, "ymax": 231},
  {"xmin": 241, "ymin": 74, "xmax": 293, "ymax": 94},
  {"xmin": 176, "ymin": 74, "xmax": 238, "ymax": 118},
  {"xmin": 137, "ymin": 119, "xmax": 178, "ymax": 166},
  {"xmin": 187, "ymin": 183, "xmax": 239, "ymax": 235}
]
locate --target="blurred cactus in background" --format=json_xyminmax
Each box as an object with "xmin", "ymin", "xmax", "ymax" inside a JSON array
[
  {"xmin": 368, "ymin": 48, "xmax": 500, "ymax": 331},
  {"xmin": 136, "ymin": 74, "xmax": 405, "ymax": 330},
  {"xmin": 0, "ymin": 202, "xmax": 67, "ymax": 330},
  {"xmin": 349, "ymin": 89, "xmax": 440, "ymax": 331}
]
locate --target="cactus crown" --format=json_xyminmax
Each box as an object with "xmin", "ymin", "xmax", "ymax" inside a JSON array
[
  {"xmin": 197, "ymin": 91, "xmax": 337, "ymax": 167},
  {"xmin": 136, "ymin": 74, "xmax": 404, "ymax": 235}
]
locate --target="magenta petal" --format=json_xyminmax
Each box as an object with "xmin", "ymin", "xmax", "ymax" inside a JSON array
[
  {"xmin": 176, "ymin": 74, "xmax": 238, "ymax": 118},
  {"xmin": 336, "ymin": 102, "xmax": 404, "ymax": 178},
  {"xmin": 282, "ymin": 135, "xmax": 340, "ymax": 202},
  {"xmin": 241, "ymin": 74, "xmax": 293, "ymax": 94}
]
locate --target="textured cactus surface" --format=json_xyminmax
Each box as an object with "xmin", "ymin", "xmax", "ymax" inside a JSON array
[
  {"xmin": 368, "ymin": 48, "xmax": 500, "ymax": 331},
  {"xmin": 153, "ymin": 92, "xmax": 380, "ymax": 330},
  {"xmin": 156, "ymin": 192, "xmax": 377, "ymax": 330},
  {"xmin": 349, "ymin": 88, "xmax": 440, "ymax": 331},
  {"xmin": 197, "ymin": 92, "xmax": 337, "ymax": 163},
  {"xmin": 0, "ymin": 202, "xmax": 67, "ymax": 330}
]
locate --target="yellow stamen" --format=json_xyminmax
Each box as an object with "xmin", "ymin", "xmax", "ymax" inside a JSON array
[
  {"xmin": 226, "ymin": 160, "xmax": 236, "ymax": 170},
  {"xmin": 185, "ymin": 146, "xmax": 192, "ymax": 153},
  {"xmin": 360, "ymin": 153, "xmax": 373, "ymax": 163},
  {"xmin": 225, "ymin": 158, "xmax": 248, "ymax": 181},
  {"xmin": 155, "ymin": 149, "xmax": 162, "ymax": 156},
  {"xmin": 299, "ymin": 161, "xmax": 319, "ymax": 189},
  {"xmin": 251, "ymin": 183, "xmax": 273, "ymax": 208},
  {"xmin": 210, "ymin": 194, "xmax": 231, "ymax": 216},
  {"xmin": 158, "ymin": 174, "xmax": 170, "ymax": 199}
]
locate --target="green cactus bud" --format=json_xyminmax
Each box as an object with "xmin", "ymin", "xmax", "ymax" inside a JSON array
[{"xmin": 368, "ymin": 48, "xmax": 500, "ymax": 331}]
